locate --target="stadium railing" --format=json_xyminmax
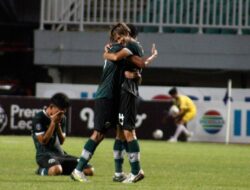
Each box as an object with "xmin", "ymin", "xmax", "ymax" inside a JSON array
[{"xmin": 39, "ymin": 0, "xmax": 250, "ymax": 35}]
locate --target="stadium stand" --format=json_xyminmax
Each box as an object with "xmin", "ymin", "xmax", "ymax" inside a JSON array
[
  {"xmin": 39, "ymin": 0, "xmax": 250, "ymax": 35},
  {"xmin": 1, "ymin": 0, "xmax": 250, "ymax": 95}
]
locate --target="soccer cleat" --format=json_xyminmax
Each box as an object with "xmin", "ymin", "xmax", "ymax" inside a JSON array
[
  {"xmin": 35, "ymin": 167, "xmax": 47, "ymax": 176},
  {"xmin": 113, "ymin": 172, "xmax": 127, "ymax": 182},
  {"xmin": 122, "ymin": 169, "xmax": 144, "ymax": 183},
  {"xmin": 168, "ymin": 137, "xmax": 177, "ymax": 143},
  {"xmin": 71, "ymin": 170, "xmax": 88, "ymax": 182},
  {"xmin": 187, "ymin": 131, "xmax": 194, "ymax": 138}
]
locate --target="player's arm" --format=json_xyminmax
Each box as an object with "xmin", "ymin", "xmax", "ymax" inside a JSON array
[
  {"xmin": 104, "ymin": 50, "xmax": 146, "ymax": 68},
  {"xmin": 144, "ymin": 43, "xmax": 158, "ymax": 66},
  {"xmin": 103, "ymin": 46, "xmax": 146, "ymax": 68},
  {"xmin": 103, "ymin": 48, "xmax": 132, "ymax": 61},
  {"xmin": 104, "ymin": 50, "xmax": 149, "ymax": 69},
  {"xmin": 127, "ymin": 43, "xmax": 158, "ymax": 68},
  {"xmin": 36, "ymin": 123, "xmax": 56, "ymax": 145},
  {"xmin": 124, "ymin": 70, "xmax": 141, "ymax": 79},
  {"xmin": 103, "ymin": 45, "xmax": 145, "ymax": 68},
  {"xmin": 104, "ymin": 43, "xmax": 158, "ymax": 68},
  {"xmin": 56, "ymin": 122, "xmax": 66, "ymax": 145},
  {"xmin": 127, "ymin": 55, "xmax": 146, "ymax": 68},
  {"xmin": 56, "ymin": 115, "xmax": 66, "ymax": 145}
]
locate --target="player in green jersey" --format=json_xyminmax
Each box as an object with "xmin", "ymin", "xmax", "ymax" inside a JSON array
[
  {"xmin": 71, "ymin": 23, "xmax": 140, "ymax": 182},
  {"xmin": 31, "ymin": 93, "xmax": 94, "ymax": 176},
  {"xmin": 71, "ymin": 23, "xmax": 154, "ymax": 183},
  {"xmin": 104, "ymin": 23, "xmax": 158, "ymax": 183}
]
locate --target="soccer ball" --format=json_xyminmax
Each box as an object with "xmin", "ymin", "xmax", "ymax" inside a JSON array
[
  {"xmin": 168, "ymin": 105, "xmax": 180, "ymax": 117},
  {"xmin": 153, "ymin": 129, "xmax": 164, "ymax": 139}
]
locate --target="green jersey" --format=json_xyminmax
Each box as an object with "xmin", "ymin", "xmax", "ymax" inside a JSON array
[
  {"xmin": 121, "ymin": 40, "xmax": 144, "ymax": 96},
  {"xmin": 95, "ymin": 43, "xmax": 123, "ymax": 99},
  {"xmin": 31, "ymin": 110, "xmax": 66, "ymax": 161}
]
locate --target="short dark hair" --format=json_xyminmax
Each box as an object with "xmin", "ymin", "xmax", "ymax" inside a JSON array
[
  {"xmin": 127, "ymin": 23, "xmax": 138, "ymax": 38},
  {"xmin": 50, "ymin": 93, "xmax": 70, "ymax": 110},
  {"xmin": 168, "ymin": 87, "xmax": 178, "ymax": 96}
]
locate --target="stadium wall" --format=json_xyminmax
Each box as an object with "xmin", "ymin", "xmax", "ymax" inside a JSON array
[
  {"xmin": 34, "ymin": 30, "xmax": 250, "ymax": 70},
  {"xmin": 0, "ymin": 96, "xmax": 250, "ymax": 143},
  {"xmin": 0, "ymin": 96, "xmax": 172, "ymax": 140}
]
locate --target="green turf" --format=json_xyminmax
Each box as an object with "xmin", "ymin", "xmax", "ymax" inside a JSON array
[{"xmin": 0, "ymin": 136, "xmax": 250, "ymax": 190}]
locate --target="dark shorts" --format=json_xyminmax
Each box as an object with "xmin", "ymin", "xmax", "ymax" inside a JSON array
[
  {"xmin": 37, "ymin": 154, "xmax": 92, "ymax": 175},
  {"xmin": 37, "ymin": 154, "xmax": 78, "ymax": 175},
  {"xmin": 118, "ymin": 89, "xmax": 138, "ymax": 131},
  {"xmin": 94, "ymin": 98, "xmax": 118, "ymax": 133}
]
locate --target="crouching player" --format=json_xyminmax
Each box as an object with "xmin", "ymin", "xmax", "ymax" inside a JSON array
[{"xmin": 31, "ymin": 93, "xmax": 94, "ymax": 176}]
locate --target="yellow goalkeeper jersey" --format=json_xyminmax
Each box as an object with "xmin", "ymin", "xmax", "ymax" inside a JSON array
[{"xmin": 175, "ymin": 95, "xmax": 197, "ymax": 122}]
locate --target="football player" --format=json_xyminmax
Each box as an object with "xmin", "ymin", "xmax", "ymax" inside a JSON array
[
  {"xmin": 31, "ymin": 93, "xmax": 94, "ymax": 176},
  {"xmin": 104, "ymin": 23, "xmax": 157, "ymax": 183}
]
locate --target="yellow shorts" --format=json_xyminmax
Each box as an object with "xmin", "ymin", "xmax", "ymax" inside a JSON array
[{"xmin": 182, "ymin": 111, "xmax": 196, "ymax": 123}]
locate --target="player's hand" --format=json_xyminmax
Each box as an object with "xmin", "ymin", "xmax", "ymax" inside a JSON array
[
  {"xmin": 124, "ymin": 71, "xmax": 141, "ymax": 79},
  {"xmin": 50, "ymin": 111, "xmax": 64, "ymax": 124},
  {"xmin": 151, "ymin": 43, "xmax": 158, "ymax": 57},
  {"xmin": 104, "ymin": 43, "xmax": 111, "ymax": 52}
]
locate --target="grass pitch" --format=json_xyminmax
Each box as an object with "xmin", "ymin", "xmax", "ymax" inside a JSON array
[{"xmin": 0, "ymin": 136, "xmax": 250, "ymax": 190}]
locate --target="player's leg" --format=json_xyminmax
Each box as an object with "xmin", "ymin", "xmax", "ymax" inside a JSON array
[
  {"xmin": 75, "ymin": 130, "xmax": 103, "ymax": 171},
  {"xmin": 36, "ymin": 155, "xmax": 62, "ymax": 176},
  {"xmin": 181, "ymin": 112, "xmax": 195, "ymax": 137},
  {"xmin": 169, "ymin": 112, "xmax": 195, "ymax": 142},
  {"xmin": 123, "ymin": 129, "xmax": 144, "ymax": 182},
  {"xmin": 56, "ymin": 154, "xmax": 94, "ymax": 176},
  {"xmin": 169, "ymin": 123, "xmax": 187, "ymax": 142},
  {"xmin": 122, "ymin": 129, "xmax": 144, "ymax": 183},
  {"xmin": 119, "ymin": 91, "xmax": 144, "ymax": 183},
  {"xmin": 113, "ymin": 125, "xmax": 127, "ymax": 182},
  {"xmin": 71, "ymin": 130, "xmax": 103, "ymax": 182},
  {"xmin": 71, "ymin": 98, "xmax": 114, "ymax": 182}
]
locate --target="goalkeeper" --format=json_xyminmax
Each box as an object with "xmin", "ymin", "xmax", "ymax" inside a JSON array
[{"xmin": 168, "ymin": 87, "xmax": 196, "ymax": 142}]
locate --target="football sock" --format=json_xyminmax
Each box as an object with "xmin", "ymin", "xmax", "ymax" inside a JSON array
[
  {"xmin": 174, "ymin": 124, "xmax": 189, "ymax": 139},
  {"xmin": 76, "ymin": 139, "xmax": 97, "ymax": 172},
  {"xmin": 113, "ymin": 139, "xmax": 125, "ymax": 173},
  {"xmin": 37, "ymin": 168, "xmax": 48, "ymax": 176},
  {"xmin": 127, "ymin": 140, "xmax": 141, "ymax": 175}
]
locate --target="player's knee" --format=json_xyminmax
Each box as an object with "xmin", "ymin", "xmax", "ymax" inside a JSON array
[
  {"xmin": 123, "ymin": 130, "xmax": 136, "ymax": 141},
  {"xmin": 118, "ymin": 134, "xmax": 126, "ymax": 141},
  {"xmin": 91, "ymin": 130, "xmax": 104, "ymax": 142},
  {"xmin": 48, "ymin": 165, "xmax": 63, "ymax": 176},
  {"xmin": 116, "ymin": 129, "xmax": 125, "ymax": 140}
]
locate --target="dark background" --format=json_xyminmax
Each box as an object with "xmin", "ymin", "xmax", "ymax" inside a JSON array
[
  {"xmin": 0, "ymin": 96, "xmax": 181, "ymax": 140},
  {"xmin": 0, "ymin": 0, "xmax": 51, "ymax": 96}
]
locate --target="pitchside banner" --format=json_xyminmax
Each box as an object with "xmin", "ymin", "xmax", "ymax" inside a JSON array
[
  {"xmin": 0, "ymin": 96, "xmax": 250, "ymax": 143},
  {"xmin": 0, "ymin": 96, "xmax": 173, "ymax": 139},
  {"xmin": 189, "ymin": 101, "xmax": 250, "ymax": 143},
  {"xmin": 188, "ymin": 101, "xmax": 227, "ymax": 143}
]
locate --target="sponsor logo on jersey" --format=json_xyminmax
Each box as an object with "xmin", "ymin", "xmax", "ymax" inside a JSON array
[
  {"xmin": 48, "ymin": 158, "xmax": 56, "ymax": 164},
  {"xmin": 35, "ymin": 123, "xmax": 42, "ymax": 131}
]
